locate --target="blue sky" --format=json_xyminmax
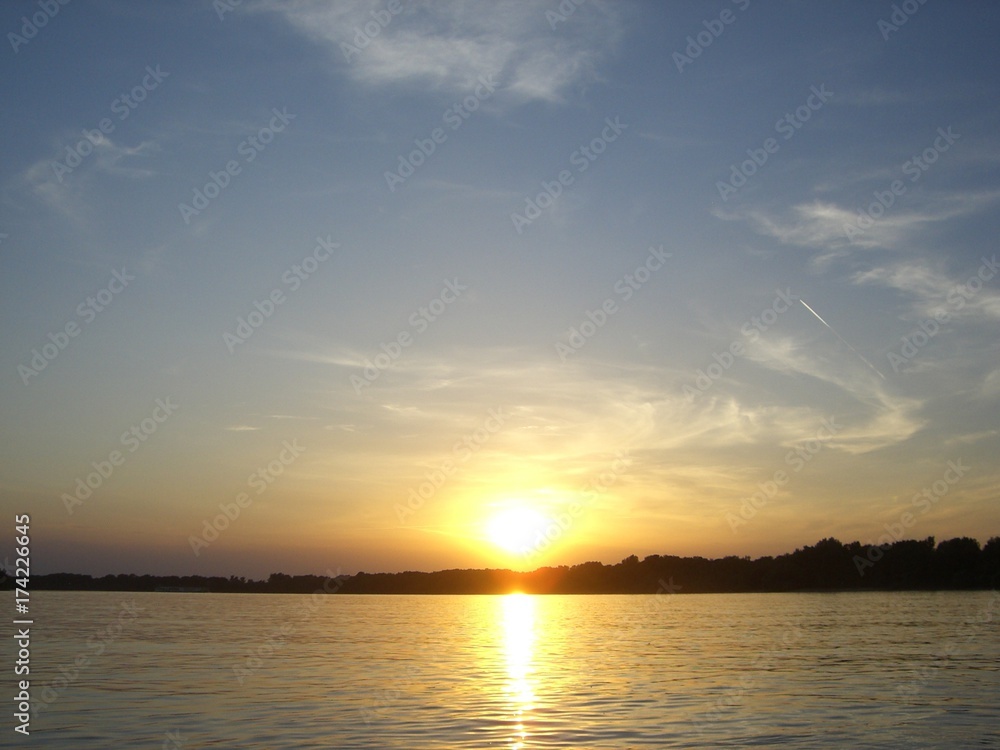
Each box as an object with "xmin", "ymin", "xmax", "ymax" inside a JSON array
[{"xmin": 1, "ymin": 0, "xmax": 998, "ymax": 577}]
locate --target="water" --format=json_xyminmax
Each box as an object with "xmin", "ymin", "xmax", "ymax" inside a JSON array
[{"xmin": 7, "ymin": 590, "xmax": 999, "ymax": 748}]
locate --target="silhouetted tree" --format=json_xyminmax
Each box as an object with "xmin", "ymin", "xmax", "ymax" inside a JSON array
[
  {"xmin": 15, "ymin": 536, "xmax": 1000, "ymax": 594},
  {"xmin": 982, "ymin": 537, "xmax": 1000, "ymax": 587},
  {"xmin": 935, "ymin": 537, "xmax": 981, "ymax": 588}
]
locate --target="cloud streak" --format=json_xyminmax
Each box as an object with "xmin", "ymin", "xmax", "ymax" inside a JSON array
[
  {"xmin": 260, "ymin": 0, "xmax": 622, "ymax": 104},
  {"xmin": 853, "ymin": 259, "xmax": 1000, "ymax": 324},
  {"xmin": 718, "ymin": 190, "xmax": 1000, "ymax": 267}
]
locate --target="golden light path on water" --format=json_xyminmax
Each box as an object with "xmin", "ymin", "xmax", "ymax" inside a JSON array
[{"xmin": 501, "ymin": 593, "xmax": 537, "ymax": 749}]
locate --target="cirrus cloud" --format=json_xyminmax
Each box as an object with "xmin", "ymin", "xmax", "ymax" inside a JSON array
[{"xmin": 257, "ymin": 0, "xmax": 623, "ymax": 104}]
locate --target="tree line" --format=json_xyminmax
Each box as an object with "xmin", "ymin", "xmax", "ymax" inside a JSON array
[{"xmin": 3, "ymin": 536, "xmax": 997, "ymax": 594}]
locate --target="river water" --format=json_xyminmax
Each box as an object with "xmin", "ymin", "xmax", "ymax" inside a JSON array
[{"xmin": 8, "ymin": 590, "xmax": 999, "ymax": 747}]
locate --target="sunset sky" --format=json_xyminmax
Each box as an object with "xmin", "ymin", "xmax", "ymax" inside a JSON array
[{"xmin": 2, "ymin": 0, "xmax": 998, "ymax": 578}]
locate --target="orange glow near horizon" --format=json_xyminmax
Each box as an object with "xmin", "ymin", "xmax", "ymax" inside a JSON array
[{"xmin": 471, "ymin": 487, "xmax": 584, "ymax": 567}]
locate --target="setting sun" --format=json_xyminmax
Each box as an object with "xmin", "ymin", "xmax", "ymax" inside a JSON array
[{"xmin": 485, "ymin": 507, "xmax": 551, "ymax": 556}]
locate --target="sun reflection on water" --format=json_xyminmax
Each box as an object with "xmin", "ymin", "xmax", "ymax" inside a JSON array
[{"xmin": 501, "ymin": 593, "xmax": 536, "ymax": 749}]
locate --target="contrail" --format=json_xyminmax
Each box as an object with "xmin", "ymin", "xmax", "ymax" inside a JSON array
[
  {"xmin": 799, "ymin": 299, "xmax": 830, "ymax": 328},
  {"xmin": 800, "ymin": 299, "xmax": 886, "ymax": 380}
]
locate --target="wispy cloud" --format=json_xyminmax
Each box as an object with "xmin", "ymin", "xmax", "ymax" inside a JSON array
[
  {"xmin": 22, "ymin": 137, "xmax": 158, "ymax": 225},
  {"xmin": 981, "ymin": 368, "xmax": 1000, "ymax": 399},
  {"xmin": 854, "ymin": 259, "xmax": 1000, "ymax": 323},
  {"xmin": 717, "ymin": 191, "xmax": 1000, "ymax": 267},
  {"xmin": 258, "ymin": 0, "xmax": 622, "ymax": 104},
  {"xmin": 945, "ymin": 429, "xmax": 999, "ymax": 446},
  {"xmin": 265, "ymin": 338, "xmax": 921, "ymax": 486},
  {"xmin": 743, "ymin": 334, "xmax": 925, "ymax": 454}
]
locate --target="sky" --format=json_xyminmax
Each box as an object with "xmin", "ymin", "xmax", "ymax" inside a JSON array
[{"xmin": 1, "ymin": 0, "xmax": 998, "ymax": 578}]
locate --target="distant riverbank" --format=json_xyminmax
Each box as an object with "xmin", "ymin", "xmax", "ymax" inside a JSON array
[{"xmin": 6, "ymin": 536, "xmax": 998, "ymax": 594}]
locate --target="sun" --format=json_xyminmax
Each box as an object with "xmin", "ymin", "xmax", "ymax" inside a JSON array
[{"xmin": 485, "ymin": 507, "xmax": 550, "ymax": 556}]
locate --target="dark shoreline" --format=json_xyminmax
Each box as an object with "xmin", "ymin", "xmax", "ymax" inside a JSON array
[{"xmin": 6, "ymin": 535, "xmax": 998, "ymax": 595}]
